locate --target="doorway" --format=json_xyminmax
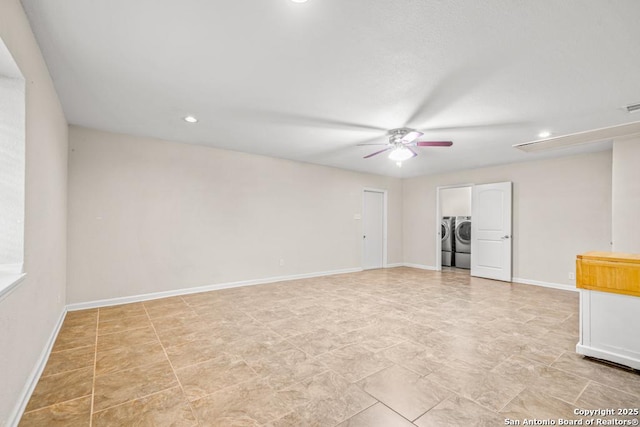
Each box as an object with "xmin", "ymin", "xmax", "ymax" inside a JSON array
[
  {"xmin": 436, "ymin": 185, "xmax": 473, "ymax": 272},
  {"xmin": 435, "ymin": 182, "xmax": 513, "ymax": 282},
  {"xmin": 363, "ymin": 189, "xmax": 387, "ymax": 270}
]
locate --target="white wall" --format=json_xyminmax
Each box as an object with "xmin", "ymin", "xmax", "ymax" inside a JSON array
[
  {"xmin": 404, "ymin": 151, "xmax": 612, "ymax": 286},
  {"xmin": 67, "ymin": 126, "xmax": 403, "ymax": 304},
  {"xmin": 612, "ymin": 136, "xmax": 640, "ymax": 253},
  {"xmin": 440, "ymin": 187, "xmax": 471, "ymax": 217},
  {"xmin": 0, "ymin": 0, "xmax": 68, "ymax": 423},
  {"xmin": 0, "ymin": 76, "xmax": 25, "ymax": 268}
]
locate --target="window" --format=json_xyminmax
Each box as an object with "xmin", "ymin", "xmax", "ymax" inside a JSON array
[{"xmin": 0, "ymin": 36, "xmax": 26, "ymax": 299}]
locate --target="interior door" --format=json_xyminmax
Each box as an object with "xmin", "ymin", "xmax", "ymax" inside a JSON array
[
  {"xmin": 363, "ymin": 190, "xmax": 384, "ymax": 269},
  {"xmin": 471, "ymin": 182, "xmax": 512, "ymax": 281}
]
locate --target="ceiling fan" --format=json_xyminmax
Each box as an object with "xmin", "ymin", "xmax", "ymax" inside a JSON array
[{"xmin": 360, "ymin": 128, "xmax": 453, "ymax": 163}]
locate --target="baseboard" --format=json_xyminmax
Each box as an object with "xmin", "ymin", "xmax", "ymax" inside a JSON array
[
  {"xmin": 576, "ymin": 344, "xmax": 640, "ymax": 370},
  {"xmin": 8, "ymin": 307, "xmax": 67, "ymax": 427},
  {"xmin": 67, "ymin": 267, "xmax": 363, "ymax": 311},
  {"xmin": 512, "ymin": 277, "xmax": 577, "ymax": 292},
  {"xmin": 385, "ymin": 263, "xmax": 404, "ymax": 268},
  {"xmin": 402, "ymin": 263, "xmax": 438, "ymax": 271}
]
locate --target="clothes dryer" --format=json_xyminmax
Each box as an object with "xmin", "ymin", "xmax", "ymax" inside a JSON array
[
  {"xmin": 441, "ymin": 217, "xmax": 455, "ymax": 252},
  {"xmin": 454, "ymin": 216, "xmax": 471, "ymax": 253},
  {"xmin": 454, "ymin": 216, "xmax": 471, "ymax": 269},
  {"xmin": 441, "ymin": 216, "xmax": 455, "ymax": 267}
]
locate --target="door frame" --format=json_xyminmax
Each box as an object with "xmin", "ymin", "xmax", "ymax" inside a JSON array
[
  {"xmin": 435, "ymin": 183, "xmax": 474, "ymax": 271},
  {"xmin": 362, "ymin": 188, "xmax": 388, "ymax": 269}
]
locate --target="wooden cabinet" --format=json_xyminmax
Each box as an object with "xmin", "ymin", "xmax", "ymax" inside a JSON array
[
  {"xmin": 576, "ymin": 251, "xmax": 640, "ymax": 369},
  {"xmin": 577, "ymin": 251, "xmax": 640, "ymax": 297}
]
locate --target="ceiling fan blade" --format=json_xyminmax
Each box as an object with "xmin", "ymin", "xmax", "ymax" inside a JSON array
[
  {"xmin": 407, "ymin": 147, "xmax": 418, "ymax": 158},
  {"xmin": 401, "ymin": 130, "xmax": 423, "ymax": 143},
  {"xmin": 356, "ymin": 143, "xmax": 390, "ymax": 146},
  {"xmin": 363, "ymin": 147, "xmax": 392, "ymax": 159},
  {"xmin": 415, "ymin": 141, "xmax": 453, "ymax": 147}
]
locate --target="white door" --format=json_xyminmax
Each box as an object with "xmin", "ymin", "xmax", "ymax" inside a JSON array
[
  {"xmin": 363, "ymin": 190, "xmax": 385, "ymax": 269},
  {"xmin": 471, "ymin": 182, "xmax": 512, "ymax": 281}
]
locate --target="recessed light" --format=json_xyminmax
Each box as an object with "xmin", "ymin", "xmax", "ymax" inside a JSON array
[
  {"xmin": 183, "ymin": 115, "xmax": 198, "ymax": 123},
  {"xmin": 291, "ymin": 0, "xmax": 308, "ymax": 3},
  {"xmin": 538, "ymin": 131, "xmax": 551, "ymax": 138}
]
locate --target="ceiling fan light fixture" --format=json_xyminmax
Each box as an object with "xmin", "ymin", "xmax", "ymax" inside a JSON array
[{"xmin": 388, "ymin": 146, "xmax": 414, "ymax": 162}]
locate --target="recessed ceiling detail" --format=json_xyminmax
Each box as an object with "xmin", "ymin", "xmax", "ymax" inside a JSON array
[{"xmin": 513, "ymin": 121, "xmax": 640, "ymax": 153}]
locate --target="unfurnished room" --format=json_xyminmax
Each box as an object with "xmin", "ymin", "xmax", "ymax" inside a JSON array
[{"xmin": 1, "ymin": 1, "xmax": 640, "ymax": 426}]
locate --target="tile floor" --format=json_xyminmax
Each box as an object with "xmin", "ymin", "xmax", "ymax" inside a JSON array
[{"xmin": 19, "ymin": 267, "xmax": 640, "ymax": 426}]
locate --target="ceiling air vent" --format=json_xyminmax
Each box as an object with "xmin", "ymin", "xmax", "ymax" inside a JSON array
[{"xmin": 626, "ymin": 103, "xmax": 640, "ymax": 113}]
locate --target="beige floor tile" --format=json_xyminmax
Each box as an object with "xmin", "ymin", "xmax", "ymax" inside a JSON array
[
  {"xmin": 426, "ymin": 358, "xmax": 486, "ymax": 399},
  {"xmin": 381, "ymin": 341, "xmax": 444, "ymax": 376},
  {"xmin": 337, "ymin": 403, "xmax": 413, "ymax": 427},
  {"xmin": 63, "ymin": 310, "xmax": 98, "ymax": 328},
  {"xmin": 92, "ymin": 387, "xmax": 196, "ymax": 427},
  {"xmin": 25, "ymin": 367, "xmax": 93, "ymax": 412},
  {"xmin": 19, "ymin": 396, "xmax": 91, "ymax": 427},
  {"xmin": 358, "ymin": 364, "xmax": 451, "ymax": 421},
  {"xmin": 52, "ymin": 325, "xmax": 97, "ymax": 352},
  {"xmin": 230, "ymin": 333, "xmax": 296, "ymax": 364},
  {"xmin": 469, "ymin": 371, "xmax": 527, "ymax": 412},
  {"xmin": 165, "ymin": 338, "xmax": 226, "ymax": 369},
  {"xmin": 341, "ymin": 325, "xmax": 405, "ymax": 352},
  {"xmin": 576, "ymin": 381, "xmax": 640, "ymax": 408},
  {"xmin": 93, "ymin": 360, "xmax": 177, "ymax": 412},
  {"xmin": 414, "ymin": 395, "xmax": 505, "ymax": 427},
  {"xmin": 500, "ymin": 388, "xmax": 578, "ymax": 420},
  {"xmin": 41, "ymin": 345, "xmax": 95, "ymax": 377},
  {"xmin": 492, "ymin": 355, "xmax": 589, "ymax": 404},
  {"xmin": 154, "ymin": 320, "xmax": 215, "ymax": 348},
  {"xmin": 96, "ymin": 325, "xmax": 159, "ymax": 352},
  {"xmin": 317, "ymin": 344, "xmax": 393, "ymax": 383},
  {"xmin": 273, "ymin": 371, "xmax": 375, "ymax": 426},
  {"xmin": 248, "ymin": 347, "xmax": 328, "ymax": 390},
  {"xmin": 551, "ymin": 352, "xmax": 640, "ymax": 397},
  {"xmin": 175, "ymin": 353, "xmax": 258, "ymax": 401},
  {"xmin": 98, "ymin": 314, "xmax": 151, "ymax": 336},
  {"xmin": 23, "ymin": 268, "xmax": 640, "ymax": 426},
  {"xmin": 145, "ymin": 300, "xmax": 196, "ymax": 319},
  {"xmin": 95, "ymin": 340, "xmax": 168, "ymax": 376},
  {"xmin": 267, "ymin": 315, "xmax": 323, "ymax": 338},
  {"xmin": 98, "ymin": 302, "xmax": 146, "ymax": 322},
  {"xmin": 150, "ymin": 311, "xmax": 202, "ymax": 334},
  {"xmin": 286, "ymin": 328, "xmax": 355, "ymax": 357},
  {"xmin": 249, "ymin": 307, "xmax": 296, "ymax": 323},
  {"xmin": 191, "ymin": 378, "xmax": 291, "ymax": 426},
  {"xmin": 278, "ymin": 370, "xmax": 375, "ymax": 416}
]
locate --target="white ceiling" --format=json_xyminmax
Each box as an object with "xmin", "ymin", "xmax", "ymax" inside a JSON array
[{"xmin": 21, "ymin": 0, "xmax": 640, "ymax": 177}]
